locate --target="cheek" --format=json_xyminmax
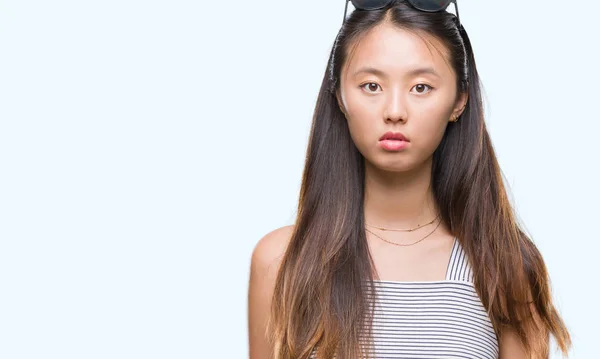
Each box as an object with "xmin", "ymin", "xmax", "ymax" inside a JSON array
[
  {"xmin": 346, "ymin": 117, "xmax": 374, "ymax": 155},
  {"xmin": 412, "ymin": 116, "xmax": 450, "ymax": 156},
  {"xmin": 344, "ymin": 97, "xmax": 379, "ymax": 147},
  {"xmin": 411, "ymin": 98, "xmax": 454, "ymax": 143}
]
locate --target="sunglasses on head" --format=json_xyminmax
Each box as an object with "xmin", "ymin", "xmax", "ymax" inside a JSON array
[{"xmin": 343, "ymin": 0, "xmax": 461, "ymax": 27}]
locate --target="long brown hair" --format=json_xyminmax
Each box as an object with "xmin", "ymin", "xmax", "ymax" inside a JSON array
[{"xmin": 267, "ymin": 2, "xmax": 571, "ymax": 358}]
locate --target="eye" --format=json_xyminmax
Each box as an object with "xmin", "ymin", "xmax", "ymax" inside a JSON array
[
  {"xmin": 359, "ymin": 82, "xmax": 381, "ymax": 94},
  {"xmin": 411, "ymin": 83, "xmax": 434, "ymax": 94}
]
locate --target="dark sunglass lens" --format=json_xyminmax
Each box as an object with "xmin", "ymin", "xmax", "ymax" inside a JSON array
[
  {"xmin": 408, "ymin": 0, "xmax": 452, "ymax": 11},
  {"xmin": 351, "ymin": 0, "xmax": 393, "ymax": 10}
]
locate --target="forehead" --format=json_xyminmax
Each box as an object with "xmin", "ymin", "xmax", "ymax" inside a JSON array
[{"xmin": 343, "ymin": 22, "xmax": 454, "ymax": 80}]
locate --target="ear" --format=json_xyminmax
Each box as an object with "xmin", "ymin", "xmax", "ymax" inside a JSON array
[
  {"xmin": 451, "ymin": 91, "xmax": 469, "ymax": 121},
  {"xmin": 335, "ymin": 90, "xmax": 348, "ymax": 117}
]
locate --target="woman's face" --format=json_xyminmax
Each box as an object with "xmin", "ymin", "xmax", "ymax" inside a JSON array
[{"xmin": 337, "ymin": 22, "xmax": 467, "ymax": 172}]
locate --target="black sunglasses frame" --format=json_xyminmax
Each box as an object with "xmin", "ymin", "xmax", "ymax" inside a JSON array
[{"xmin": 342, "ymin": 0, "xmax": 461, "ymax": 28}]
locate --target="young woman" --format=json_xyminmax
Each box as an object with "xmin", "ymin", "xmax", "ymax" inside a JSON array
[{"xmin": 248, "ymin": 1, "xmax": 572, "ymax": 358}]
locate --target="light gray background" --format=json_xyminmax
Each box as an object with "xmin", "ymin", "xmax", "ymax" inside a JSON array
[{"xmin": 0, "ymin": 0, "xmax": 597, "ymax": 358}]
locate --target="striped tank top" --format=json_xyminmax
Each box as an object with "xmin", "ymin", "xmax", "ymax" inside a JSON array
[{"xmin": 311, "ymin": 237, "xmax": 499, "ymax": 358}]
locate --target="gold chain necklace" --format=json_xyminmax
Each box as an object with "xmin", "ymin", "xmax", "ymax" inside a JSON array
[
  {"xmin": 366, "ymin": 214, "xmax": 440, "ymax": 232},
  {"xmin": 365, "ymin": 217, "xmax": 442, "ymax": 247}
]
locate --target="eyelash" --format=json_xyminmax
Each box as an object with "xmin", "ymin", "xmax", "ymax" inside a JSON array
[{"xmin": 359, "ymin": 82, "xmax": 434, "ymax": 94}]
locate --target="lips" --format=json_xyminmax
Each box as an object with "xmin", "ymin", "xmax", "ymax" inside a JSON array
[{"xmin": 379, "ymin": 131, "xmax": 408, "ymax": 141}]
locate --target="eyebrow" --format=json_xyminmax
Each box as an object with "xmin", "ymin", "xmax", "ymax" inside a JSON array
[{"xmin": 352, "ymin": 66, "xmax": 441, "ymax": 79}]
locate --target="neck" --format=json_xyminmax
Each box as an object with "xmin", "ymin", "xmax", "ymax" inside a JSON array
[{"xmin": 363, "ymin": 157, "xmax": 440, "ymax": 229}]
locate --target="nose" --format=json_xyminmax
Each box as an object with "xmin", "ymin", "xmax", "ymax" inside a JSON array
[{"xmin": 383, "ymin": 90, "xmax": 408, "ymax": 123}]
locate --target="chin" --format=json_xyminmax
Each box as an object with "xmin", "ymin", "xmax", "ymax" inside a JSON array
[{"xmin": 367, "ymin": 157, "xmax": 416, "ymax": 173}]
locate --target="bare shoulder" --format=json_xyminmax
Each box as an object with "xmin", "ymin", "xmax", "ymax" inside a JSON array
[
  {"xmin": 247, "ymin": 224, "xmax": 295, "ymax": 359},
  {"xmin": 251, "ymin": 224, "xmax": 295, "ymax": 275}
]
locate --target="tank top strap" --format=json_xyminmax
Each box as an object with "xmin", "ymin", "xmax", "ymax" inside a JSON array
[{"xmin": 444, "ymin": 237, "xmax": 474, "ymax": 282}]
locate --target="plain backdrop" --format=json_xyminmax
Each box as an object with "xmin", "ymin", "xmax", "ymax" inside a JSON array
[{"xmin": 0, "ymin": 0, "xmax": 598, "ymax": 358}]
